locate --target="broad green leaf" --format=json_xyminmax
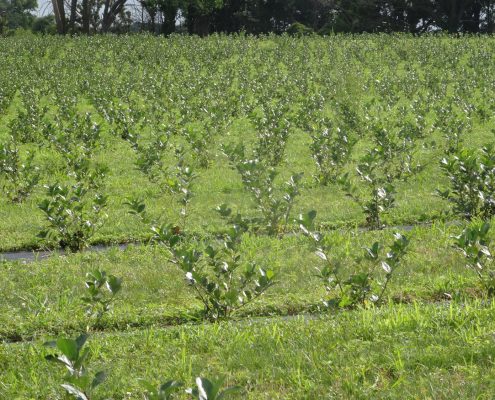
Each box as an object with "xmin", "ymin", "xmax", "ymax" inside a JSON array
[
  {"xmin": 61, "ymin": 384, "xmax": 88, "ymax": 400},
  {"xmin": 56, "ymin": 338, "xmax": 78, "ymax": 361}
]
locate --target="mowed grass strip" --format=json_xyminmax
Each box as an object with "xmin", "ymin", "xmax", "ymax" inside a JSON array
[
  {"xmin": 0, "ymin": 222, "xmax": 488, "ymax": 341},
  {"xmin": 1, "ymin": 300, "xmax": 495, "ymax": 399}
]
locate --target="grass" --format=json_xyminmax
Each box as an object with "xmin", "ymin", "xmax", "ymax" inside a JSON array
[
  {"xmin": 2, "ymin": 300, "xmax": 495, "ymax": 399},
  {"xmin": 1, "ymin": 34, "xmax": 495, "ymax": 399},
  {"xmin": 0, "ymin": 118, "xmax": 488, "ymax": 252},
  {"xmin": 0, "ymin": 221, "xmax": 487, "ymax": 341},
  {"xmin": 0, "ymin": 37, "xmax": 493, "ymax": 251}
]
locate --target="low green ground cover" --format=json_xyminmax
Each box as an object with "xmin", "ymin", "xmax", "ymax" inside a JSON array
[
  {"xmin": 0, "ymin": 223, "xmax": 484, "ymax": 341},
  {"xmin": 2, "ymin": 301, "xmax": 495, "ymax": 399},
  {"xmin": 1, "ymin": 34, "xmax": 495, "ymax": 398}
]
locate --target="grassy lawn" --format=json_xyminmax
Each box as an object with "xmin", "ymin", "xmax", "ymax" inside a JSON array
[
  {"xmin": 1, "ymin": 34, "xmax": 495, "ymax": 399},
  {"xmin": 0, "ymin": 222, "xmax": 486, "ymax": 341},
  {"xmin": 2, "ymin": 301, "xmax": 495, "ymax": 399}
]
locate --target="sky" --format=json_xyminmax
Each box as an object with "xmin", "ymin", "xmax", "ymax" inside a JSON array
[
  {"xmin": 36, "ymin": 0, "xmax": 52, "ymax": 16},
  {"xmin": 35, "ymin": 0, "xmax": 143, "ymax": 20}
]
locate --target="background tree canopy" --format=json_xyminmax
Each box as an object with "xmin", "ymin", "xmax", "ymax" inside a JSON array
[
  {"xmin": 0, "ymin": 0, "xmax": 494, "ymax": 34},
  {"xmin": 0, "ymin": 0, "xmax": 37, "ymax": 32}
]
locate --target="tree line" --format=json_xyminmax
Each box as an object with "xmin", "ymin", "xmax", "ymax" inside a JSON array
[{"xmin": 1, "ymin": 0, "xmax": 494, "ymax": 35}]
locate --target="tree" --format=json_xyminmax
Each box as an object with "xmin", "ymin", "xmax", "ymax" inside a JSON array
[
  {"xmin": 0, "ymin": 0, "xmax": 37, "ymax": 32},
  {"xmin": 183, "ymin": 0, "xmax": 224, "ymax": 35},
  {"xmin": 51, "ymin": 0, "xmax": 65, "ymax": 33},
  {"xmin": 461, "ymin": 0, "xmax": 495, "ymax": 32},
  {"xmin": 50, "ymin": 0, "xmax": 129, "ymax": 33},
  {"xmin": 329, "ymin": 0, "xmax": 383, "ymax": 33},
  {"xmin": 32, "ymin": 15, "xmax": 56, "ymax": 33},
  {"xmin": 433, "ymin": 0, "xmax": 469, "ymax": 32},
  {"xmin": 19, "ymin": 0, "xmax": 495, "ymax": 35},
  {"xmin": 158, "ymin": 0, "xmax": 179, "ymax": 34}
]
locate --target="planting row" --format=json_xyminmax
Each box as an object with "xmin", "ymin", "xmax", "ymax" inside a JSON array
[{"xmin": 1, "ymin": 35, "xmax": 494, "ymax": 249}]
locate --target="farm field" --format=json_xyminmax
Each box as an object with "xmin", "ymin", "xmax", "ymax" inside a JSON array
[{"xmin": 1, "ymin": 34, "xmax": 495, "ymax": 399}]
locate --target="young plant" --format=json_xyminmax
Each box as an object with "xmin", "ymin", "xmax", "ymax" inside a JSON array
[
  {"xmin": 82, "ymin": 269, "xmax": 122, "ymax": 328},
  {"xmin": 296, "ymin": 92, "xmax": 325, "ymax": 133},
  {"xmin": 437, "ymin": 145, "xmax": 495, "ymax": 220},
  {"xmin": 134, "ymin": 133, "xmax": 170, "ymax": 183},
  {"xmin": 453, "ymin": 221, "xmax": 495, "ymax": 296},
  {"xmin": 0, "ymin": 139, "xmax": 40, "ymax": 203},
  {"xmin": 103, "ymin": 101, "xmax": 144, "ymax": 143},
  {"xmin": 222, "ymin": 143, "xmax": 303, "ymax": 234},
  {"xmin": 142, "ymin": 380, "xmax": 183, "ymax": 400},
  {"xmin": 434, "ymin": 101, "xmax": 471, "ymax": 155},
  {"xmin": 339, "ymin": 109, "xmax": 424, "ymax": 229},
  {"xmin": 44, "ymin": 113, "xmax": 102, "ymax": 174},
  {"xmin": 125, "ymin": 196, "xmax": 151, "ymax": 224},
  {"xmin": 8, "ymin": 87, "xmax": 47, "ymax": 143},
  {"xmin": 186, "ymin": 377, "xmax": 241, "ymax": 399},
  {"xmin": 252, "ymin": 104, "xmax": 291, "ymax": 167},
  {"xmin": 339, "ymin": 151, "xmax": 396, "ymax": 229},
  {"xmin": 309, "ymin": 116, "xmax": 357, "ymax": 186},
  {"xmin": 168, "ymin": 149, "xmax": 197, "ymax": 230},
  {"xmin": 157, "ymin": 224, "xmax": 275, "ymax": 321},
  {"xmin": 338, "ymin": 122, "xmax": 421, "ymax": 229},
  {"xmin": 298, "ymin": 211, "xmax": 409, "ymax": 308},
  {"xmin": 38, "ymin": 183, "xmax": 108, "ymax": 252},
  {"xmin": 44, "ymin": 334, "xmax": 106, "ymax": 400},
  {"xmin": 182, "ymin": 121, "xmax": 214, "ymax": 169},
  {"xmin": 143, "ymin": 377, "xmax": 241, "ymax": 400},
  {"xmin": 126, "ymin": 146, "xmax": 197, "ymax": 231}
]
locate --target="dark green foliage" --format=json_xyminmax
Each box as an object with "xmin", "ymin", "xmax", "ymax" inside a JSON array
[
  {"xmin": 438, "ymin": 145, "xmax": 495, "ymax": 220},
  {"xmin": 204, "ymin": 0, "xmax": 495, "ymax": 35},
  {"xmin": 0, "ymin": 139, "xmax": 40, "ymax": 203},
  {"xmin": 44, "ymin": 335, "xmax": 106, "ymax": 400},
  {"xmin": 286, "ymin": 22, "xmax": 313, "ymax": 36},
  {"xmin": 82, "ymin": 269, "xmax": 122, "ymax": 327},
  {"xmin": 453, "ymin": 221, "xmax": 495, "ymax": 296},
  {"xmin": 3, "ymin": 0, "xmax": 495, "ymax": 35},
  {"xmin": 0, "ymin": 0, "xmax": 36, "ymax": 32},
  {"xmin": 31, "ymin": 15, "xmax": 56, "ymax": 34},
  {"xmin": 298, "ymin": 210, "xmax": 410, "ymax": 308},
  {"xmin": 222, "ymin": 143, "xmax": 303, "ymax": 234},
  {"xmin": 38, "ymin": 183, "xmax": 108, "ymax": 252}
]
